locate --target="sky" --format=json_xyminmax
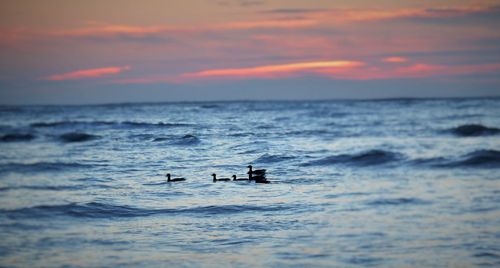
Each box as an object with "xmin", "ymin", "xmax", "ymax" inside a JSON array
[{"xmin": 1, "ymin": 0, "xmax": 500, "ymax": 104}]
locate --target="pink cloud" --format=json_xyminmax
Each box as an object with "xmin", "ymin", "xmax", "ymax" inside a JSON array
[
  {"xmin": 319, "ymin": 63, "xmax": 500, "ymax": 80},
  {"xmin": 183, "ymin": 60, "xmax": 365, "ymax": 79},
  {"xmin": 45, "ymin": 18, "xmax": 317, "ymax": 40},
  {"xmin": 44, "ymin": 65, "xmax": 131, "ymax": 81},
  {"xmin": 113, "ymin": 60, "xmax": 365, "ymax": 84},
  {"xmin": 112, "ymin": 61, "xmax": 500, "ymax": 85},
  {"xmin": 48, "ymin": 6, "xmax": 494, "ymax": 39},
  {"xmin": 383, "ymin": 57, "xmax": 409, "ymax": 63}
]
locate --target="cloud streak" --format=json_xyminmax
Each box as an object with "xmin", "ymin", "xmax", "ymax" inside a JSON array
[
  {"xmin": 319, "ymin": 63, "xmax": 500, "ymax": 80},
  {"xmin": 112, "ymin": 60, "xmax": 364, "ymax": 84},
  {"xmin": 44, "ymin": 65, "xmax": 131, "ymax": 81},
  {"xmin": 383, "ymin": 57, "xmax": 409, "ymax": 63},
  {"xmin": 2, "ymin": 4, "xmax": 496, "ymax": 46},
  {"xmin": 183, "ymin": 60, "xmax": 365, "ymax": 79},
  {"xmin": 44, "ymin": 18, "xmax": 316, "ymax": 41},
  {"xmin": 113, "ymin": 60, "xmax": 500, "ymax": 85},
  {"xmin": 265, "ymin": 5, "xmax": 500, "ymax": 23}
]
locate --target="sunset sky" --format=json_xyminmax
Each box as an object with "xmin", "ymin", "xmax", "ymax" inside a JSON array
[{"xmin": 1, "ymin": 0, "xmax": 499, "ymax": 104}]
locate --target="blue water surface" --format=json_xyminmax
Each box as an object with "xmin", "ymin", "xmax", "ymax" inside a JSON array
[{"xmin": 0, "ymin": 99, "xmax": 499, "ymax": 267}]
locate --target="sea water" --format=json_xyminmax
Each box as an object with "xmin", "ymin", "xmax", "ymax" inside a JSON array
[{"xmin": 0, "ymin": 99, "xmax": 499, "ymax": 267}]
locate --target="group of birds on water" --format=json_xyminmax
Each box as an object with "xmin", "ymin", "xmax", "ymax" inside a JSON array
[{"xmin": 166, "ymin": 165, "xmax": 270, "ymax": 184}]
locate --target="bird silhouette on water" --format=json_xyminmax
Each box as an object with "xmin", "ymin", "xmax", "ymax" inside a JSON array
[
  {"xmin": 166, "ymin": 173, "xmax": 186, "ymax": 182},
  {"xmin": 247, "ymin": 165, "xmax": 270, "ymax": 183},
  {"xmin": 165, "ymin": 166, "xmax": 270, "ymax": 184},
  {"xmin": 232, "ymin": 175, "xmax": 248, "ymax": 181},
  {"xmin": 212, "ymin": 173, "xmax": 231, "ymax": 182}
]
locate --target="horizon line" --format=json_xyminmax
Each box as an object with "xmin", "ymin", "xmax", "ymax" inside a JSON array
[{"xmin": 1, "ymin": 95, "xmax": 499, "ymax": 107}]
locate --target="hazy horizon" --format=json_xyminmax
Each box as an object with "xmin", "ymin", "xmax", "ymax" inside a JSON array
[{"xmin": 2, "ymin": 94, "xmax": 500, "ymax": 107}]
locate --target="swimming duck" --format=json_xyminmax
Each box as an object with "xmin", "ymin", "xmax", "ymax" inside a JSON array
[
  {"xmin": 247, "ymin": 165, "xmax": 266, "ymax": 176},
  {"xmin": 212, "ymin": 173, "xmax": 231, "ymax": 182},
  {"xmin": 247, "ymin": 165, "xmax": 266, "ymax": 181},
  {"xmin": 232, "ymin": 175, "xmax": 248, "ymax": 181},
  {"xmin": 166, "ymin": 173, "xmax": 186, "ymax": 182}
]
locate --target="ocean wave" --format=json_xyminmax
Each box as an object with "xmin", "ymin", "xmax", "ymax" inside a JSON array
[
  {"xmin": 439, "ymin": 150, "xmax": 500, "ymax": 168},
  {"xmin": 300, "ymin": 150, "xmax": 401, "ymax": 167},
  {"xmin": 228, "ymin": 132, "xmax": 255, "ymax": 137},
  {"xmin": 0, "ymin": 162, "xmax": 98, "ymax": 173},
  {"xmin": 285, "ymin": 129, "xmax": 331, "ymax": 136},
  {"xmin": 365, "ymin": 198, "xmax": 429, "ymax": 206},
  {"xmin": 0, "ymin": 184, "xmax": 112, "ymax": 192},
  {"xmin": 301, "ymin": 110, "xmax": 348, "ymax": 118},
  {"xmin": 31, "ymin": 121, "xmax": 114, "ymax": 128},
  {"xmin": 59, "ymin": 132, "xmax": 100, "ymax": 143},
  {"xmin": 450, "ymin": 124, "xmax": 500, "ymax": 137},
  {"xmin": 0, "ymin": 185, "xmax": 81, "ymax": 191},
  {"xmin": 152, "ymin": 137, "xmax": 169, "ymax": 142},
  {"xmin": 473, "ymin": 252, "xmax": 500, "ymax": 259},
  {"xmin": 142, "ymin": 181, "xmax": 171, "ymax": 186},
  {"xmin": 1, "ymin": 133, "xmax": 35, "ymax": 142},
  {"xmin": 74, "ymin": 177, "xmax": 114, "ymax": 183},
  {"xmin": 324, "ymin": 192, "xmax": 371, "ymax": 199},
  {"xmin": 151, "ymin": 134, "xmax": 201, "ymax": 145},
  {"xmin": 120, "ymin": 121, "xmax": 192, "ymax": 128},
  {"xmin": 128, "ymin": 133, "xmax": 155, "ymax": 141},
  {"xmin": 2, "ymin": 202, "xmax": 293, "ymax": 219},
  {"xmin": 31, "ymin": 120, "xmax": 192, "ymax": 128},
  {"xmin": 170, "ymin": 134, "xmax": 201, "ymax": 145},
  {"xmin": 254, "ymin": 153, "xmax": 295, "ymax": 164},
  {"xmin": 199, "ymin": 104, "xmax": 221, "ymax": 109},
  {"xmin": 412, "ymin": 150, "xmax": 500, "ymax": 168}
]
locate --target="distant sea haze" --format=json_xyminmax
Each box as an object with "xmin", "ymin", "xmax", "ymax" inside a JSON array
[{"xmin": 1, "ymin": 99, "xmax": 499, "ymax": 267}]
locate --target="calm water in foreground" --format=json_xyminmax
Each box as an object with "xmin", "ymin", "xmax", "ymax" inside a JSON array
[{"xmin": 0, "ymin": 99, "xmax": 499, "ymax": 267}]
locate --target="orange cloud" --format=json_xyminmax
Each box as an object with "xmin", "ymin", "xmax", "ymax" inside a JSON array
[
  {"xmin": 183, "ymin": 60, "xmax": 365, "ymax": 79},
  {"xmin": 52, "ymin": 25, "xmax": 167, "ymax": 38},
  {"xmin": 44, "ymin": 65, "xmax": 131, "ymax": 81},
  {"xmin": 383, "ymin": 57, "xmax": 408, "ymax": 63},
  {"xmin": 47, "ymin": 18, "xmax": 317, "ymax": 39},
  {"xmin": 112, "ymin": 60, "xmax": 365, "ymax": 84},
  {"xmin": 220, "ymin": 19, "xmax": 317, "ymax": 30},
  {"xmin": 113, "ymin": 62, "xmax": 500, "ymax": 84}
]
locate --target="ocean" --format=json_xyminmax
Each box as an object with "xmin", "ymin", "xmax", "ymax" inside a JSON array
[{"xmin": 0, "ymin": 99, "xmax": 499, "ymax": 267}]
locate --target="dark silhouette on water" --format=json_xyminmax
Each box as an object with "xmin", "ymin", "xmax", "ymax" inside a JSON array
[
  {"xmin": 212, "ymin": 173, "xmax": 231, "ymax": 182},
  {"xmin": 247, "ymin": 165, "xmax": 270, "ymax": 183},
  {"xmin": 247, "ymin": 165, "xmax": 266, "ymax": 179},
  {"xmin": 166, "ymin": 173, "xmax": 186, "ymax": 182},
  {"xmin": 232, "ymin": 175, "xmax": 248, "ymax": 181}
]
